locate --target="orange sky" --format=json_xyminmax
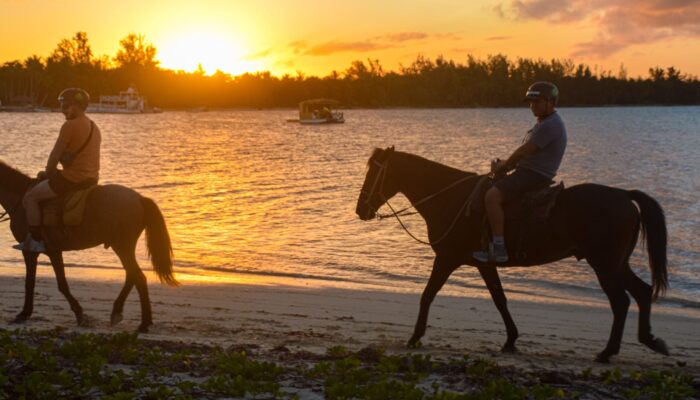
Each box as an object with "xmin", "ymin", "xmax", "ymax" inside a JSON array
[{"xmin": 2, "ymin": 0, "xmax": 699, "ymax": 78}]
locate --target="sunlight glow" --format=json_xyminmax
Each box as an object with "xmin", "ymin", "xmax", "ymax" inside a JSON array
[{"xmin": 157, "ymin": 30, "xmax": 263, "ymax": 76}]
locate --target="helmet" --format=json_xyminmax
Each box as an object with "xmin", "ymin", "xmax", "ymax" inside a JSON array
[
  {"xmin": 524, "ymin": 82, "xmax": 559, "ymax": 105},
  {"xmin": 58, "ymin": 88, "xmax": 90, "ymax": 110}
]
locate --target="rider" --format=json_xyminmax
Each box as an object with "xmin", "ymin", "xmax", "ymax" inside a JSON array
[
  {"xmin": 473, "ymin": 81, "xmax": 567, "ymax": 263},
  {"xmin": 14, "ymin": 88, "xmax": 101, "ymax": 253}
]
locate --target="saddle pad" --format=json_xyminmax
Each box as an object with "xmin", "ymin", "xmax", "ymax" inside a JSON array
[{"xmin": 63, "ymin": 185, "xmax": 97, "ymax": 226}]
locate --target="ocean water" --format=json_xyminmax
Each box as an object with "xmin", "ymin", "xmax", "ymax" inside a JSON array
[{"xmin": 1, "ymin": 107, "xmax": 699, "ymax": 313}]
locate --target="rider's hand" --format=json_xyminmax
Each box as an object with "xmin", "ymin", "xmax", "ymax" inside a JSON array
[
  {"xmin": 36, "ymin": 170, "xmax": 47, "ymax": 180},
  {"xmin": 494, "ymin": 159, "xmax": 509, "ymax": 173}
]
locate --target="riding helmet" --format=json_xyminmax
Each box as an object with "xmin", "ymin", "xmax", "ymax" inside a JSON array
[
  {"xmin": 524, "ymin": 82, "xmax": 559, "ymax": 105},
  {"xmin": 58, "ymin": 88, "xmax": 90, "ymax": 110}
]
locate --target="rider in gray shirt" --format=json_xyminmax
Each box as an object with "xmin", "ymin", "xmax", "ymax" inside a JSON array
[
  {"xmin": 473, "ymin": 81, "xmax": 567, "ymax": 264},
  {"xmin": 518, "ymin": 112, "xmax": 567, "ymax": 179}
]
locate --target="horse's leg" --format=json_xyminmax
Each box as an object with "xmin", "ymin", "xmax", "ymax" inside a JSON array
[
  {"xmin": 14, "ymin": 251, "xmax": 39, "ymax": 323},
  {"xmin": 408, "ymin": 256, "xmax": 458, "ymax": 348},
  {"xmin": 477, "ymin": 265, "xmax": 519, "ymax": 352},
  {"xmin": 47, "ymin": 251, "xmax": 86, "ymax": 326},
  {"xmin": 114, "ymin": 244, "xmax": 152, "ymax": 333},
  {"xmin": 589, "ymin": 256, "xmax": 630, "ymax": 363},
  {"xmin": 622, "ymin": 265, "xmax": 669, "ymax": 356},
  {"xmin": 110, "ymin": 277, "xmax": 134, "ymax": 326}
]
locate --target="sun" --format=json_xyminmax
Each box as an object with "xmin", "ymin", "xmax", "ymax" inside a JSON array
[{"xmin": 157, "ymin": 30, "xmax": 262, "ymax": 76}]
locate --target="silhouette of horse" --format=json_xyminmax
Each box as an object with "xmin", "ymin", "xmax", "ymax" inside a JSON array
[
  {"xmin": 355, "ymin": 147, "xmax": 669, "ymax": 363},
  {"xmin": 0, "ymin": 162, "xmax": 177, "ymax": 332}
]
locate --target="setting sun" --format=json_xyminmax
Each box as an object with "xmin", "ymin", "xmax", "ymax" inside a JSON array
[{"xmin": 157, "ymin": 30, "xmax": 262, "ymax": 76}]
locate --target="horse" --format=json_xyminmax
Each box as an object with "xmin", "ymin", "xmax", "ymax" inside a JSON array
[
  {"xmin": 0, "ymin": 162, "xmax": 177, "ymax": 333},
  {"xmin": 355, "ymin": 147, "xmax": 669, "ymax": 363}
]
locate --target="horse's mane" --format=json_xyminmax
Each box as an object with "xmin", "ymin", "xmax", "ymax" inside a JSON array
[
  {"xmin": 370, "ymin": 147, "xmax": 477, "ymax": 178},
  {"xmin": 0, "ymin": 162, "xmax": 32, "ymax": 194}
]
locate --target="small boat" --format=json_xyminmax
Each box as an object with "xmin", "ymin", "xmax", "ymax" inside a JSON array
[
  {"xmin": 87, "ymin": 87, "xmax": 161, "ymax": 114},
  {"xmin": 290, "ymin": 99, "xmax": 344, "ymax": 124}
]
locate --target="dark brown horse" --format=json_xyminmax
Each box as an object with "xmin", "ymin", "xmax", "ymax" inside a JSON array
[
  {"xmin": 0, "ymin": 162, "xmax": 177, "ymax": 332},
  {"xmin": 355, "ymin": 147, "xmax": 669, "ymax": 363}
]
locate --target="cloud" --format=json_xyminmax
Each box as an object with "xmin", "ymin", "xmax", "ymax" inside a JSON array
[
  {"xmin": 384, "ymin": 32, "xmax": 429, "ymax": 42},
  {"xmin": 291, "ymin": 31, "xmax": 456, "ymax": 56},
  {"xmin": 485, "ymin": 36, "xmax": 512, "ymax": 41},
  {"xmin": 288, "ymin": 40, "xmax": 308, "ymax": 54},
  {"xmin": 494, "ymin": 0, "xmax": 700, "ymax": 57},
  {"xmin": 305, "ymin": 41, "xmax": 391, "ymax": 56},
  {"xmin": 245, "ymin": 48, "xmax": 272, "ymax": 60}
]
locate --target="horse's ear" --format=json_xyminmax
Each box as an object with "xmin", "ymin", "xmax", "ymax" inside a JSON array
[{"xmin": 387, "ymin": 146, "xmax": 395, "ymax": 153}]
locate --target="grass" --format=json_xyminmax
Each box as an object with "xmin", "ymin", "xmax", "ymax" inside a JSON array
[{"xmin": 0, "ymin": 328, "xmax": 697, "ymax": 399}]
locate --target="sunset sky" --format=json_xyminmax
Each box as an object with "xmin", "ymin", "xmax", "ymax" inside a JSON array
[{"xmin": 2, "ymin": 0, "xmax": 699, "ymax": 78}]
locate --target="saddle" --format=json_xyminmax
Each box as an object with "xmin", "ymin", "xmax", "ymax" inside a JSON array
[
  {"xmin": 42, "ymin": 185, "xmax": 98, "ymax": 227},
  {"xmin": 467, "ymin": 175, "xmax": 565, "ymax": 262}
]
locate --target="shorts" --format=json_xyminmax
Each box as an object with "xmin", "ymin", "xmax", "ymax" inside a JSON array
[
  {"xmin": 493, "ymin": 168, "xmax": 552, "ymax": 203},
  {"xmin": 48, "ymin": 172, "xmax": 97, "ymax": 196}
]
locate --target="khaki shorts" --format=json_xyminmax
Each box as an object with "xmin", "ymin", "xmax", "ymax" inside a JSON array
[{"xmin": 48, "ymin": 172, "xmax": 97, "ymax": 196}]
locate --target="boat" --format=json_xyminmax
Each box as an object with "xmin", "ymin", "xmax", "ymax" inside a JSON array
[
  {"xmin": 87, "ymin": 87, "xmax": 161, "ymax": 114},
  {"xmin": 288, "ymin": 99, "xmax": 344, "ymax": 124}
]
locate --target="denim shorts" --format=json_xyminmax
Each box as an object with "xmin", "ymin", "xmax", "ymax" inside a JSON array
[{"xmin": 494, "ymin": 168, "xmax": 552, "ymax": 203}]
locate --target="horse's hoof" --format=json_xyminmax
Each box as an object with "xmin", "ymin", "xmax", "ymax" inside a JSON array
[
  {"xmin": 77, "ymin": 314, "xmax": 94, "ymax": 328},
  {"xmin": 110, "ymin": 313, "xmax": 124, "ymax": 326},
  {"xmin": 643, "ymin": 337, "xmax": 670, "ymax": 356},
  {"xmin": 594, "ymin": 353, "xmax": 611, "ymax": 364},
  {"xmin": 12, "ymin": 314, "xmax": 28, "ymax": 324},
  {"xmin": 137, "ymin": 323, "xmax": 151, "ymax": 334},
  {"xmin": 501, "ymin": 344, "xmax": 518, "ymax": 353},
  {"xmin": 406, "ymin": 339, "xmax": 422, "ymax": 349}
]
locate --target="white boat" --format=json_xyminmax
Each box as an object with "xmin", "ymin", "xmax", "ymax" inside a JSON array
[
  {"xmin": 289, "ymin": 99, "xmax": 344, "ymax": 124},
  {"xmin": 87, "ymin": 87, "xmax": 161, "ymax": 114}
]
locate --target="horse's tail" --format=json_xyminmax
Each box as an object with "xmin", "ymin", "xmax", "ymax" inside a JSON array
[
  {"xmin": 628, "ymin": 190, "xmax": 667, "ymax": 301},
  {"xmin": 141, "ymin": 197, "xmax": 178, "ymax": 286}
]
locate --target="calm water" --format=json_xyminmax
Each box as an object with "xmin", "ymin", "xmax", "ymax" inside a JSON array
[{"xmin": 1, "ymin": 108, "xmax": 699, "ymax": 311}]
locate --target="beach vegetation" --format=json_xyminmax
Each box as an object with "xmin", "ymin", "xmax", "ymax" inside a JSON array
[{"xmin": 0, "ymin": 328, "xmax": 697, "ymax": 399}]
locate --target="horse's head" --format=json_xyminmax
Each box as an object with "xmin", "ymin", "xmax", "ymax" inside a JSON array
[{"xmin": 356, "ymin": 146, "xmax": 399, "ymax": 220}]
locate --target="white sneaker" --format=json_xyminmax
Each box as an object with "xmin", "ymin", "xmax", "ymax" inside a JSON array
[
  {"xmin": 13, "ymin": 234, "xmax": 46, "ymax": 253},
  {"xmin": 473, "ymin": 242, "xmax": 509, "ymax": 264}
]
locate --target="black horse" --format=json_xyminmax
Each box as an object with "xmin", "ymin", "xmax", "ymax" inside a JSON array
[
  {"xmin": 355, "ymin": 147, "xmax": 669, "ymax": 363},
  {"xmin": 0, "ymin": 162, "xmax": 177, "ymax": 332}
]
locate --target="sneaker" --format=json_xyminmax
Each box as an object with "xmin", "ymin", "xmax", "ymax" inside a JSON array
[
  {"xmin": 473, "ymin": 242, "xmax": 509, "ymax": 264},
  {"xmin": 13, "ymin": 234, "xmax": 46, "ymax": 253}
]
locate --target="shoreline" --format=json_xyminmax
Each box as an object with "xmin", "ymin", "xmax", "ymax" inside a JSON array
[{"xmin": 1, "ymin": 270, "xmax": 698, "ymax": 376}]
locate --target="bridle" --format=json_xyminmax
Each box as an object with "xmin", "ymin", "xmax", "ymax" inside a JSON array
[
  {"xmin": 360, "ymin": 157, "xmax": 390, "ymax": 217},
  {"xmin": 361, "ymin": 153, "xmax": 476, "ymax": 246}
]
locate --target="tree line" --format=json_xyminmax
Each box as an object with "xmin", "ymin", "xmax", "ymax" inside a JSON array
[{"xmin": 1, "ymin": 32, "xmax": 699, "ymax": 109}]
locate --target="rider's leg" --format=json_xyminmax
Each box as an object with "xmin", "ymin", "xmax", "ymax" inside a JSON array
[
  {"xmin": 485, "ymin": 186, "xmax": 505, "ymax": 238},
  {"xmin": 473, "ymin": 186, "xmax": 509, "ymax": 263},
  {"xmin": 22, "ymin": 180, "xmax": 56, "ymax": 245}
]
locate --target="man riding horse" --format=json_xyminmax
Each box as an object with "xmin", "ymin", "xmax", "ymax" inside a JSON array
[
  {"xmin": 473, "ymin": 82, "xmax": 567, "ymax": 264},
  {"xmin": 14, "ymin": 88, "xmax": 101, "ymax": 253}
]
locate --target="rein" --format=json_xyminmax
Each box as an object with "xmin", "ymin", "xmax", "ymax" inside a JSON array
[{"xmin": 364, "ymin": 156, "xmax": 477, "ymax": 246}]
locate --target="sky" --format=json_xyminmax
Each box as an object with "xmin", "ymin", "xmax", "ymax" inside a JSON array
[{"xmin": 1, "ymin": 0, "xmax": 699, "ymax": 78}]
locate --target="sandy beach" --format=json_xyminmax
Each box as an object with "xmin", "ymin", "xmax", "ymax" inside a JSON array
[{"xmin": 1, "ymin": 265, "xmax": 698, "ymax": 378}]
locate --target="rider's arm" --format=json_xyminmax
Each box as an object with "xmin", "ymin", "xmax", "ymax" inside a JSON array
[
  {"xmin": 46, "ymin": 125, "xmax": 71, "ymax": 175},
  {"xmin": 499, "ymin": 142, "xmax": 539, "ymax": 173}
]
